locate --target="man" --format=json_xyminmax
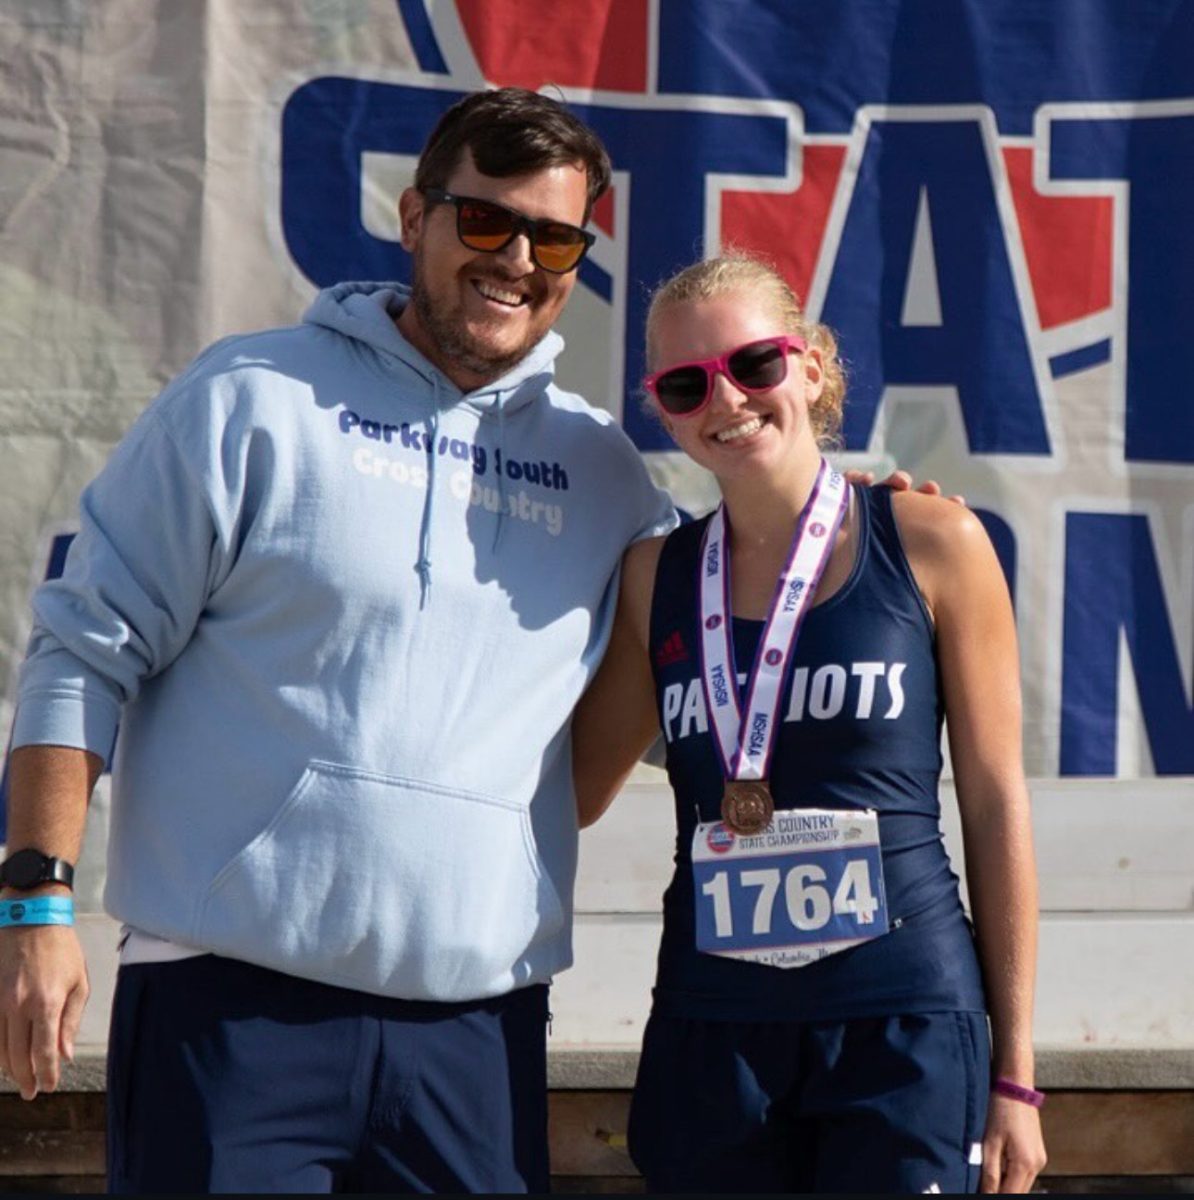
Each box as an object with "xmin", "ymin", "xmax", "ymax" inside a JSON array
[{"xmin": 0, "ymin": 87, "xmax": 675, "ymax": 1192}]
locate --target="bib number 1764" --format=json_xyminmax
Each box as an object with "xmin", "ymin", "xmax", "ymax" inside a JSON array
[
  {"xmin": 690, "ymin": 811, "xmax": 889, "ymax": 968},
  {"xmin": 702, "ymin": 859, "xmax": 879, "ymax": 938}
]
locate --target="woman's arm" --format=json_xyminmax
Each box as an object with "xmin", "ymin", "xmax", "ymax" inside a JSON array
[
  {"xmin": 572, "ymin": 536, "xmax": 664, "ymax": 828},
  {"xmin": 894, "ymin": 492, "xmax": 1047, "ymax": 1195}
]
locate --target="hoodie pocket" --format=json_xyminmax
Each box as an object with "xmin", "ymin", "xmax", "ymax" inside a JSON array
[{"xmin": 195, "ymin": 760, "xmax": 567, "ymax": 1000}]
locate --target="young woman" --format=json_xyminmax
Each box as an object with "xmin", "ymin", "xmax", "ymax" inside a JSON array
[{"xmin": 573, "ymin": 255, "xmax": 1046, "ymax": 1193}]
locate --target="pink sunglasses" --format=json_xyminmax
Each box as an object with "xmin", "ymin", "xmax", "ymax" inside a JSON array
[{"xmin": 644, "ymin": 334, "xmax": 807, "ymax": 417}]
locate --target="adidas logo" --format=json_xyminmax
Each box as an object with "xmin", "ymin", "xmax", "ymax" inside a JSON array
[{"xmin": 655, "ymin": 630, "xmax": 688, "ymax": 668}]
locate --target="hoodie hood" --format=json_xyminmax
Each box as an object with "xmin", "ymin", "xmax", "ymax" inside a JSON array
[
  {"xmin": 301, "ymin": 281, "xmax": 568, "ymax": 606},
  {"xmin": 301, "ymin": 281, "xmax": 565, "ymax": 419}
]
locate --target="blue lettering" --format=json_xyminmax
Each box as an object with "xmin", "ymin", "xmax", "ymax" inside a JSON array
[
  {"xmin": 711, "ymin": 664, "xmax": 729, "ymax": 707},
  {"xmin": 823, "ymin": 118, "xmax": 1050, "ymax": 456},
  {"xmin": 555, "ymin": 101, "xmax": 793, "ymax": 452},
  {"xmin": 281, "ymin": 79, "xmax": 453, "ymax": 285},
  {"xmin": 1061, "ymin": 513, "xmax": 1194, "ymax": 774},
  {"xmin": 1047, "ymin": 111, "xmax": 1194, "ymax": 464}
]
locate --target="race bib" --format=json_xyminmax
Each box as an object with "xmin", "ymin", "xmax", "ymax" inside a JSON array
[{"xmin": 691, "ymin": 808, "xmax": 889, "ymax": 968}]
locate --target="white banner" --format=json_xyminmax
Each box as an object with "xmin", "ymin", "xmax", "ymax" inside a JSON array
[{"xmin": 2, "ymin": 0, "xmax": 1192, "ymax": 797}]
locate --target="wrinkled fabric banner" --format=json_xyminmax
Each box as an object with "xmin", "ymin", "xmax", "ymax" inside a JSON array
[{"xmin": 1, "ymin": 0, "xmax": 1192, "ymax": 840}]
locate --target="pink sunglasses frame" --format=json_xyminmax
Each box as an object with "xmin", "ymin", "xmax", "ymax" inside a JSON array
[{"xmin": 643, "ymin": 334, "xmax": 808, "ymax": 417}]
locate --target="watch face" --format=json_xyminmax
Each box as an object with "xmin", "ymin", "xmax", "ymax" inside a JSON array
[{"xmin": 2, "ymin": 849, "xmax": 50, "ymax": 889}]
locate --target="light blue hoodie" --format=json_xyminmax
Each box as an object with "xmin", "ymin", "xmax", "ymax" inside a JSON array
[{"xmin": 13, "ymin": 283, "xmax": 675, "ymax": 1001}]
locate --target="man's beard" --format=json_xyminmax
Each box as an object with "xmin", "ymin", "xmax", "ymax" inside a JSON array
[{"xmin": 410, "ymin": 257, "xmax": 537, "ymax": 385}]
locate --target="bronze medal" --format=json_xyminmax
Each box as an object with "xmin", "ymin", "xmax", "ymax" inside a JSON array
[{"xmin": 721, "ymin": 779, "xmax": 775, "ymax": 835}]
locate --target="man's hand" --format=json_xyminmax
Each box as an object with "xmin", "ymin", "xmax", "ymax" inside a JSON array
[
  {"xmin": 844, "ymin": 468, "xmax": 966, "ymax": 505},
  {"xmin": 0, "ymin": 924, "xmax": 89, "ymax": 1099}
]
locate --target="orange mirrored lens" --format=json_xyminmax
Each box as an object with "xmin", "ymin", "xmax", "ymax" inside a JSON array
[
  {"xmin": 533, "ymin": 239, "xmax": 584, "ymax": 271},
  {"xmin": 457, "ymin": 201, "xmax": 514, "ymax": 250},
  {"xmin": 456, "ymin": 200, "xmax": 586, "ymax": 271}
]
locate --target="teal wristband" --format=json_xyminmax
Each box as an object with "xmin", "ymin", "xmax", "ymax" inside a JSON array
[{"xmin": 0, "ymin": 896, "xmax": 74, "ymax": 928}]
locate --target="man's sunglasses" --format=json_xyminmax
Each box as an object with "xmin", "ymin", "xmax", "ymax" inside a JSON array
[
  {"xmin": 643, "ymin": 334, "xmax": 808, "ymax": 417},
  {"xmin": 422, "ymin": 188, "xmax": 596, "ymax": 274}
]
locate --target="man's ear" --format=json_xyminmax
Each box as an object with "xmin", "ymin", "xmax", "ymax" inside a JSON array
[{"xmin": 398, "ymin": 188, "xmax": 424, "ymax": 251}]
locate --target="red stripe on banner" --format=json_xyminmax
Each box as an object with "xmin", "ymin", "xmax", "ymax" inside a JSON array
[
  {"xmin": 591, "ymin": 188, "xmax": 615, "ymax": 237},
  {"xmin": 456, "ymin": 0, "xmax": 648, "ymax": 93},
  {"xmin": 719, "ymin": 144, "xmax": 847, "ymax": 306},
  {"xmin": 1003, "ymin": 146, "xmax": 1112, "ymax": 330}
]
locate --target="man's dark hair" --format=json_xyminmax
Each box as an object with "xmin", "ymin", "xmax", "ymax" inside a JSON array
[{"xmin": 414, "ymin": 87, "xmax": 612, "ymax": 220}]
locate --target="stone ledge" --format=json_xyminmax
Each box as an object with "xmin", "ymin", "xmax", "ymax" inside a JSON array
[
  {"xmin": 7, "ymin": 1044, "xmax": 1193, "ymax": 1095},
  {"xmin": 1035, "ymin": 1046, "xmax": 1194, "ymax": 1090},
  {"xmin": 0, "ymin": 1052, "xmax": 107, "ymax": 1094},
  {"xmin": 548, "ymin": 1047, "xmax": 640, "ymax": 1090},
  {"xmin": 548, "ymin": 1044, "xmax": 1194, "ymax": 1091}
]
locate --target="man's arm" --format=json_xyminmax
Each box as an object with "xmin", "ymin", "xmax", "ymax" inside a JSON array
[
  {"xmin": 2, "ymin": 364, "xmax": 234, "ymax": 1099},
  {"xmin": 0, "ymin": 744, "xmax": 102, "ymax": 1099}
]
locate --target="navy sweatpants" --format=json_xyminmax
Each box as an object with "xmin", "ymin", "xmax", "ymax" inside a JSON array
[
  {"xmin": 106, "ymin": 955, "xmax": 550, "ymax": 1194},
  {"xmin": 628, "ymin": 1010, "xmax": 990, "ymax": 1194}
]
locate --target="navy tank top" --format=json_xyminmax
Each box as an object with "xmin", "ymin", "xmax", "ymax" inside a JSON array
[{"xmin": 648, "ymin": 485, "xmax": 986, "ymax": 1021}]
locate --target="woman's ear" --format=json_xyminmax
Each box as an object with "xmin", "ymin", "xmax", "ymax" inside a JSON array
[{"xmin": 801, "ymin": 344, "xmax": 826, "ymax": 403}]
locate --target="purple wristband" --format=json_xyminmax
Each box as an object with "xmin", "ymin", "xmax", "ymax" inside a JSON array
[{"xmin": 992, "ymin": 1077, "xmax": 1045, "ymax": 1108}]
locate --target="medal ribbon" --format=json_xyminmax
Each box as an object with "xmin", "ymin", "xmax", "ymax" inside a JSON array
[{"xmin": 697, "ymin": 459, "xmax": 848, "ymax": 783}]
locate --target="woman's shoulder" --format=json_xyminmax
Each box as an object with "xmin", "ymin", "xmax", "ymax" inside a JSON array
[
  {"xmin": 888, "ymin": 490, "xmax": 1007, "ymax": 619},
  {"xmin": 888, "ymin": 489, "xmax": 992, "ymax": 563}
]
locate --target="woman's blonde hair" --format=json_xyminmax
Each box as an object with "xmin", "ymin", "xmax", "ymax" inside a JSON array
[{"xmin": 645, "ymin": 253, "xmax": 845, "ymax": 447}]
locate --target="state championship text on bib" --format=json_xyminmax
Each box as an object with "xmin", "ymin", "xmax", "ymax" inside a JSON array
[{"xmin": 691, "ymin": 808, "xmax": 890, "ymax": 968}]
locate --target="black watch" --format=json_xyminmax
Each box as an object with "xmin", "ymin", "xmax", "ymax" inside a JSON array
[{"xmin": 0, "ymin": 849, "xmax": 75, "ymax": 891}]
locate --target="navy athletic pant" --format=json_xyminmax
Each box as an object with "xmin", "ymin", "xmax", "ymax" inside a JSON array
[
  {"xmin": 628, "ymin": 1010, "xmax": 990, "ymax": 1194},
  {"xmin": 106, "ymin": 955, "xmax": 550, "ymax": 1194}
]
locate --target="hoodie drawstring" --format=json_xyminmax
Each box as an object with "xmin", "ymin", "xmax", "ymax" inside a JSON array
[
  {"xmin": 415, "ymin": 385, "xmax": 440, "ymax": 608},
  {"xmin": 492, "ymin": 394, "xmax": 507, "ymax": 552}
]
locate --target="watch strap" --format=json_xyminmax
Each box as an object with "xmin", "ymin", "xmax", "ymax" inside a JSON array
[{"xmin": 0, "ymin": 849, "xmax": 76, "ymax": 891}]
